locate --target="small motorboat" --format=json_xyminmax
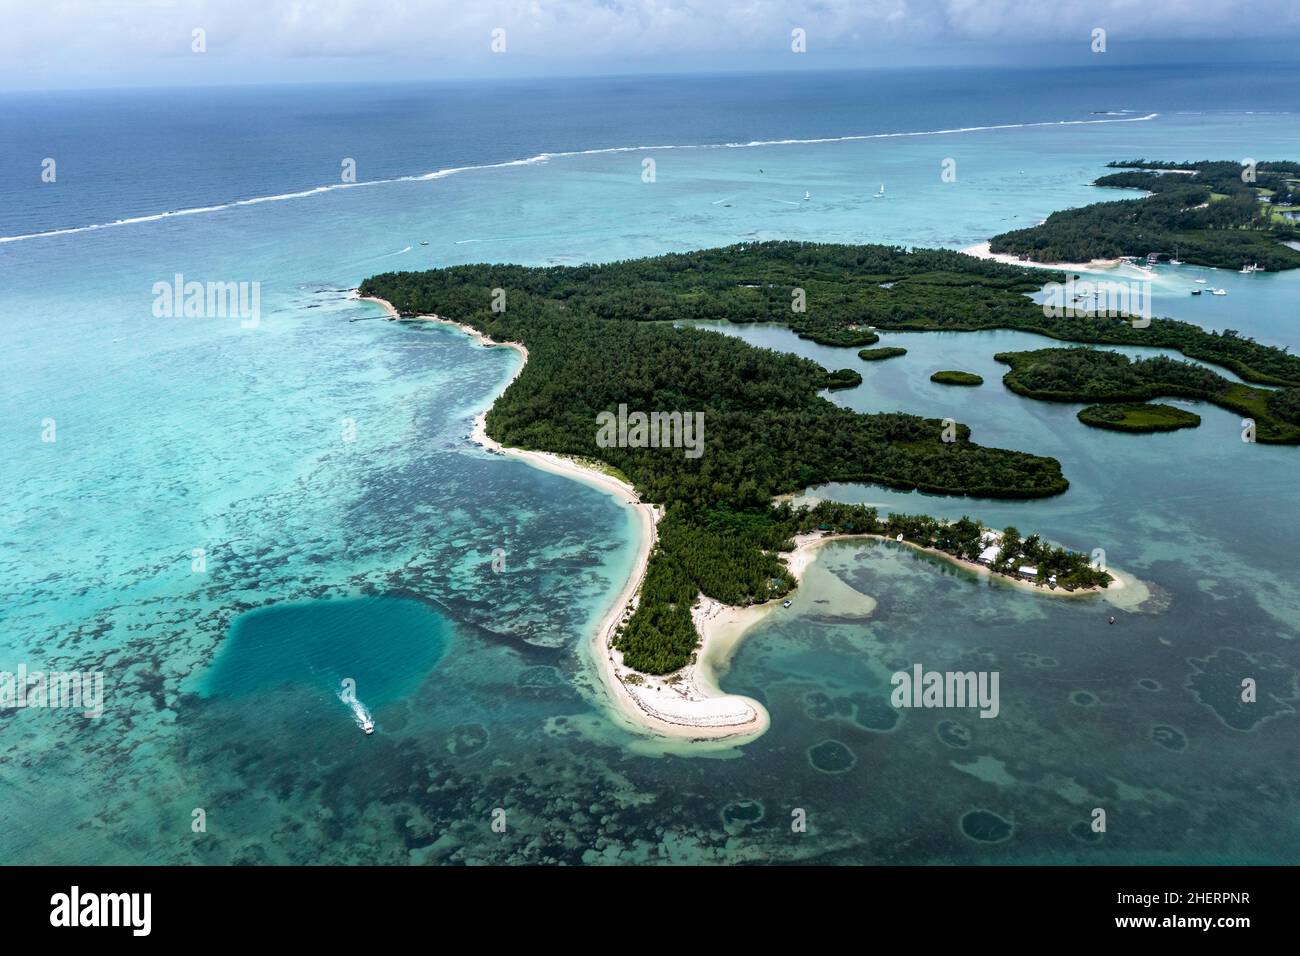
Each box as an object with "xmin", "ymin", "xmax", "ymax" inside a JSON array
[
  {"xmin": 782, "ymin": 600, "xmax": 792, "ymax": 609},
  {"xmin": 1212, "ymin": 288, "xmax": 1228, "ymax": 296},
  {"xmin": 361, "ymin": 718, "xmax": 375, "ymax": 735},
  {"xmin": 420, "ymin": 240, "xmax": 429, "ymax": 246},
  {"xmin": 1191, "ymin": 289, "xmax": 1202, "ymax": 295},
  {"xmin": 1195, "ymin": 278, "xmax": 1208, "ymax": 284}
]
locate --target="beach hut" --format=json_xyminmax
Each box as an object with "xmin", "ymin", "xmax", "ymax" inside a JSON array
[
  {"xmin": 978, "ymin": 545, "xmax": 1000, "ymax": 565},
  {"xmin": 1018, "ymin": 565, "xmax": 1039, "ymax": 579}
]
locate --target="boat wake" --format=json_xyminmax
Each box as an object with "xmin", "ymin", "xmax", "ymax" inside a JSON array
[
  {"xmin": 454, "ymin": 235, "xmax": 556, "ymax": 244},
  {"xmin": 0, "ymin": 113, "xmax": 1160, "ymax": 244},
  {"xmin": 338, "ymin": 683, "xmax": 376, "ymax": 735}
]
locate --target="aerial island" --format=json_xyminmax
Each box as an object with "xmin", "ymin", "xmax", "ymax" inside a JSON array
[
  {"xmin": 360, "ymin": 236, "xmax": 1300, "ymax": 738},
  {"xmin": 359, "ymin": 241, "xmax": 1218, "ymax": 739},
  {"xmin": 988, "ymin": 159, "xmax": 1300, "ymax": 272},
  {"xmin": 1076, "ymin": 402, "xmax": 1202, "ymax": 433},
  {"xmin": 996, "ymin": 348, "xmax": 1300, "ymax": 443},
  {"xmin": 931, "ymin": 370, "xmax": 984, "ymax": 386},
  {"xmin": 858, "ymin": 346, "xmax": 908, "ymax": 361}
]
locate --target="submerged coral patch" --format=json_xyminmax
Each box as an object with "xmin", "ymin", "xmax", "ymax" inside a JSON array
[
  {"xmin": 960, "ymin": 809, "xmax": 1013, "ymax": 843},
  {"xmin": 807, "ymin": 739, "xmax": 856, "ymax": 773}
]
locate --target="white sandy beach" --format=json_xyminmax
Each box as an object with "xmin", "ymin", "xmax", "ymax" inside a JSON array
[
  {"xmin": 785, "ymin": 527, "xmax": 1144, "ymax": 606},
  {"xmin": 475, "ymin": 389, "xmax": 773, "ymax": 741},
  {"xmin": 362, "ymin": 294, "xmax": 769, "ymax": 741},
  {"xmin": 960, "ymin": 240, "xmax": 1157, "ymax": 279},
  {"xmin": 362, "ymin": 293, "xmax": 1152, "ymax": 744},
  {"xmin": 672, "ymin": 530, "xmax": 1142, "ymax": 738}
]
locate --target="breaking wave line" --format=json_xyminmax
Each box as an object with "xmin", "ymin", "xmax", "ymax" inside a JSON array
[{"xmin": 0, "ymin": 113, "xmax": 1159, "ymax": 244}]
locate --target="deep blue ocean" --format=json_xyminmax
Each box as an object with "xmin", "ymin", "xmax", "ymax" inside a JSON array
[
  {"xmin": 2, "ymin": 63, "xmax": 1299, "ymax": 864},
  {"xmin": 5, "ymin": 62, "xmax": 1299, "ymax": 238}
]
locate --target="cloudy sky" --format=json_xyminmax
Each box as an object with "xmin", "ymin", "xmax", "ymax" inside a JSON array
[{"xmin": 4, "ymin": 0, "xmax": 1298, "ymax": 89}]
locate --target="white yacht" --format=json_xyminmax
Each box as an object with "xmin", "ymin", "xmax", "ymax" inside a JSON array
[{"xmin": 1211, "ymin": 288, "xmax": 1228, "ymax": 295}]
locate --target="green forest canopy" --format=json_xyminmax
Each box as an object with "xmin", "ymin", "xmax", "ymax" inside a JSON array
[
  {"xmin": 1076, "ymin": 402, "xmax": 1202, "ymax": 433},
  {"xmin": 996, "ymin": 348, "xmax": 1300, "ymax": 444},
  {"xmin": 363, "ymin": 240, "xmax": 1279, "ymax": 672},
  {"xmin": 990, "ymin": 159, "xmax": 1300, "ymax": 272},
  {"xmin": 370, "ymin": 240, "xmax": 1300, "ymax": 387}
]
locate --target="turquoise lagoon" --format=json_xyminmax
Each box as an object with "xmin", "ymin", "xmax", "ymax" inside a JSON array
[
  {"xmin": 2, "ymin": 71, "xmax": 1298, "ymax": 863},
  {"xmin": 201, "ymin": 597, "xmax": 451, "ymax": 707}
]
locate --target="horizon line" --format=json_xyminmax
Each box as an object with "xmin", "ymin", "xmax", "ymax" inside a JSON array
[{"xmin": 6, "ymin": 54, "xmax": 1300, "ymax": 96}]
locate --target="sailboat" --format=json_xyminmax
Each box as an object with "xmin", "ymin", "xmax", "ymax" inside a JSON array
[
  {"xmin": 1169, "ymin": 249, "xmax": 1183, "ymax": 265},
  {"xmin": 873, "ymin": 183, "xmax": 886, "ymax": 199},
  {"xmin": 803, "ymin": 191, "xmax": 811, "ymax": 201}
]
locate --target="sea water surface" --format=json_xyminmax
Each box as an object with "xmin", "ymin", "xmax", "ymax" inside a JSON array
[{"xmin": 2, "ymin": 65, "xmax": 1298, "ymax": 863}]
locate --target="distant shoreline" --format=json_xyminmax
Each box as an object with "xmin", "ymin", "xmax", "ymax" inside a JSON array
[{"xmin": 960, "ymin": 240, "xmax": 1157, "ymax": 279}]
